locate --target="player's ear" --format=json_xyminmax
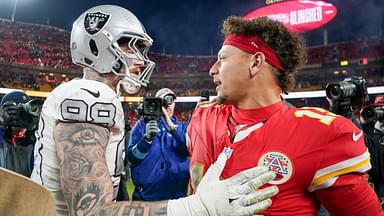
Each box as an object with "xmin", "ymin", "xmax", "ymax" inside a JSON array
[{"xmin": 249, "ymin": 52, "xmax": 264, "ymax": 77}]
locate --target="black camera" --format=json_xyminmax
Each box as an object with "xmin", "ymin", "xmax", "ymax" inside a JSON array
[
  {"xmin": 326, "ymin": 76, "xmax": 368, "ymax": 107},
  {"xmin": 361, "ymin": 106, "xmax": 384, "ymax": 123},
  {"xmin": 20, "ymin": 99, "xmax": 42, "ymax": 117},
  {"xmin": 1, "ymin": 99, "xmax": 43, "ymax": 129},
  {"xmin": 136, "ymin": 97, "xmax": 163, "ymax": 123}
]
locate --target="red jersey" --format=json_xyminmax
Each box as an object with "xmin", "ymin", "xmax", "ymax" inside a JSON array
[{"xmin": 188, "ymin": 101, "xmax": 383, "ymax": 216}]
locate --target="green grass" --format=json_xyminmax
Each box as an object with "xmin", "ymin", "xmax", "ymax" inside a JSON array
[{"xmin": 125, "ymin": 178, "xmax": 135, "ymax": 200}]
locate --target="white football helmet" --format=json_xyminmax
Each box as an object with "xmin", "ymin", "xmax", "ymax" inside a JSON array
[{"xmin": 70, "ymin": 5, "xmax": 155, "ymax": 94}]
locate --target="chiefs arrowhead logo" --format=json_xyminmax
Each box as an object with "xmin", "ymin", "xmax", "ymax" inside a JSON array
[
  {"xmin": 84, "ymin": 12, "xmax": 111, "ymax": 35},
  {"xmin": 258, "ymin": 152, "xmax": 293, "ymax": 185}
]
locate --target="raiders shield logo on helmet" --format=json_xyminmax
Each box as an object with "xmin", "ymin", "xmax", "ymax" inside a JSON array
[{"xmin": 84, "ymin": 12, "xmax": 110, "ymax": 35}]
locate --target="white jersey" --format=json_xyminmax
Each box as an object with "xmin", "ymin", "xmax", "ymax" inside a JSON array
[{"xmin": 30, "ymin": 79, "xmax": 125, "ymax": 215}]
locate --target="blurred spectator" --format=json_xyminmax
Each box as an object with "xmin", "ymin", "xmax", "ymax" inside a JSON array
[
  {"xmin": 127, "ymin": 88, "xmax": 190, "ymax": 201},
  {"xmin": 362, "ymin": 95, "xmax": 384, "ymax": 206},
  {"xmin": 0, "ymin": 91, "xmax": 42, "ymax": 177},
  {"xmin": 326, "ymin": 77, "xmax": 384, "ymax": 208},
  {"xmin": 116, "ymin": 116, "xmax": 133, "ymax": 201}
]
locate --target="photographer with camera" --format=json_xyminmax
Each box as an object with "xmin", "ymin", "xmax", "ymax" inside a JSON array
[
  {"xmin": 0, "ymin": 91, "xmax": 42, "ymax": 177},
  {"xmin": 361, "ymin": 95, "xmax": 384, "ymax": 206},
  {"xmin": 326, "ymin": 76, "xmax": 368, "ymax": 119},
  {"xmin": 327, "ymin": 77, "xmax": 384, "ymax": 206},
  {"xmin": 127, "ymin": 88, "xmax": 190, "ymax": 201}
]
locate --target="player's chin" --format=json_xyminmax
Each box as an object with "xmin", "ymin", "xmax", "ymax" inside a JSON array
[{"xmin": 216, "ymin": 94, "xmax": 227, "ymax": 105}]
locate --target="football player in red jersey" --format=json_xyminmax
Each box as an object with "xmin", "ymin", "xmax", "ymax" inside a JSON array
[{"xmin": 188, "ymin": 16, "xmax": 384, "ymax": 215}]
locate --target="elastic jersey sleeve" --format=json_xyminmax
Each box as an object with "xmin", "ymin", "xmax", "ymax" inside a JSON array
[
  {"xmin": 316, "ymin": 174, "xmax": 384, "ymax": 216},
  {"xmin": 309, "ymin": 119, "xmax": 371, "ymax": 192},
  {"xmin": 311, "ymin": 118, "xmax": 383, "ymax": 215}
]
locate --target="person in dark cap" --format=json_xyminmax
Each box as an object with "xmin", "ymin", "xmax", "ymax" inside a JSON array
[{"xmin": 0, "ymin": 91, "xmax": 41, "ymax": 177}]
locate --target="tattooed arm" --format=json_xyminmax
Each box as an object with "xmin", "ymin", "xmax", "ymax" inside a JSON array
[
  {"xmin": 55, "ymin": 122, "xmax": 278, "ymax": 216},
  {"xmin": 54, "ymin": 122, "xmax": 168, "ymax": 216}
]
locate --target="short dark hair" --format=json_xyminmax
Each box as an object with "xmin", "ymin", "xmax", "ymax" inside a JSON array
[{"xmin": 221, "ymin": 16, "xmax": 306, "ymax": 93}]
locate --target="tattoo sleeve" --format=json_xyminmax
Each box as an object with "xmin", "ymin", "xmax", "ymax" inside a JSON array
[{"xmin": 54, "ymin": 122, "xmax": 168, "ymax": 216}]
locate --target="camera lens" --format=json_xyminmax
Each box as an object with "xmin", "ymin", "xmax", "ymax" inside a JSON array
[
  {"xmin": 362, "ymin": 107, "xmax": 376, "ymax": 123},
  {"xmin": 376, "ymin": 108, "xmax": 384, "ymax": 122},
  {"xmin": 326, "ymin": 84, "xmax": 342, "ymax": 100},
  {"xmin": 326, "ymin": 82, "xmax": 357, "ymax": 101},
  {"xmin": 147, "ymin": 102, "xmax": 157, "ymax": 113},
  {"xmin": 26, "ymin": 104, "xmax": 40, "ymax": 116},
  {"xmin": 330, "ymin": 85, "xmax": 342, "ymax": 99}
]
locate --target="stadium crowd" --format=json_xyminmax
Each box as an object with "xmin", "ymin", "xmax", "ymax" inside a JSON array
[
  {"xmin": 0, "ymin": 19, "xmax": 383, "ymax": 127},
  {"xmin": 0, "ymin": 19, "xmax": 383, "ymax": 97}
]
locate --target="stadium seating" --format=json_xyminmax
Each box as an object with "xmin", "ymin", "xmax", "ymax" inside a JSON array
[{"xmin": 0, "ymin": 19, "xmax": 383, "ymax": 123}]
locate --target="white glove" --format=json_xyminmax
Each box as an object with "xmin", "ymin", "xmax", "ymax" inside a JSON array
[
  {"xmin": 144, "ymin": 120, "xmax": 160, "ymax": 141},
  {"xmin": 167, "ymin": 152, "xmax": 278, "ymax": 216}
]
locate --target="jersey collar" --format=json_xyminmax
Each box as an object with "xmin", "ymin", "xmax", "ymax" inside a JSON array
[{"xmin": 230, "ymin": 101, "xmax": 287, "ymax": 125}]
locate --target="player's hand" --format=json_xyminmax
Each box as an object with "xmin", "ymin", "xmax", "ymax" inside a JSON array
[
  {"xmin": 144, "ymin": 120, "xmax": 160, "ymax": 141},
  {"xmin": 161, "ymin": 106, "xmax": 177, "ymax": 132},
  {"xmin": 161, "ymin": 106, "xmax": 169, "ymax": 117},
  {"xmin": 197, "ymin": 152, "xmax": 278, "ymax": 216},
  {"xmin": 167, "ymin": 152, "xmax": 278, "ymax": 216}
]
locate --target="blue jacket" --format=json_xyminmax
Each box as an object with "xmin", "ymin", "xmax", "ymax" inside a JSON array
[{"xmin": 127, "ymin": 115, "xmax": 190, "ymax": 201}]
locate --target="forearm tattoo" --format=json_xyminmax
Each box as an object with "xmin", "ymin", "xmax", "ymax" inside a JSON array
[{"xmin": 54, "ymin": 123, "xmax": 168, "ymax": 215}]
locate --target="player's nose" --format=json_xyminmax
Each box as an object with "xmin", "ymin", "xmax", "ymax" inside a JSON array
[{"xmin": 130, "ymin": 60, "xmax": 145, "ymax": 75}]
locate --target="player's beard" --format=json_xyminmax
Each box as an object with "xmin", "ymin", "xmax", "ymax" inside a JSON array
[
  {"xmin": 120, "ymin": 75, "xmax": 141, "ymax": 95},
  {"xmin": 216, "ymin": 94, "xmax": 228, "ymax": 105}
]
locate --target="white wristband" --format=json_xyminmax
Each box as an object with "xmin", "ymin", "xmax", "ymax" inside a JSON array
[{"xmin": 167, "ymin": 195, "xmax": 208, "ymax": 216}]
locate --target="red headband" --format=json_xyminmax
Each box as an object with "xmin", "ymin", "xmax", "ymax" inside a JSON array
[{"xmin": 223, "ymin": 34, "xmax": 285, "ymax": 72}]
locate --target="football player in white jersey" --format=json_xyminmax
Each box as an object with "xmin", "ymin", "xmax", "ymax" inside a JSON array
[{"xmin": 30, "ymin": 5, "xmax": 278, "ymax": 216}]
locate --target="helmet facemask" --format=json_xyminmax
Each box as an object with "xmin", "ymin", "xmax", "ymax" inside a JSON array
[{"xmin": 108, "ymin": 33, "xmax": 155, "ymax": 94}]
